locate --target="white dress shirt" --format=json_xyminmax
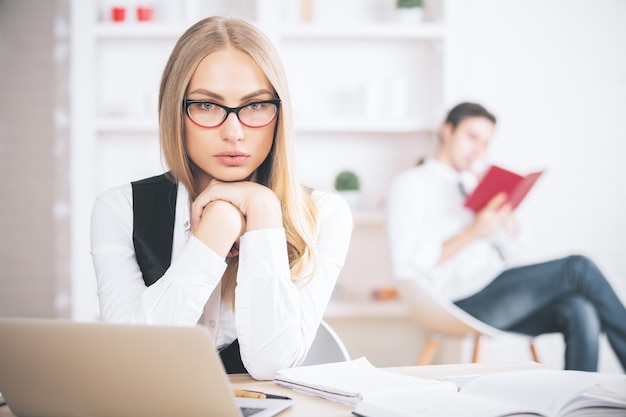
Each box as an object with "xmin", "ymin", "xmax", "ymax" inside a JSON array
[
  {"xmin": 386, "ymin": 158, "xmax": 519, "ymax": 301},
  {"xmin": 90, "ymin": 180, "xmax": 353, "ymax": 380}
]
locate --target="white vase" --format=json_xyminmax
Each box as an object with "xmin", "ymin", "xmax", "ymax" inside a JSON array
[{"xmin": 395, "ymin": 7, "xmax": 424, "ymax": 24}]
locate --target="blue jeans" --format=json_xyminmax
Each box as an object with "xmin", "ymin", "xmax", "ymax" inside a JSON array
[{"xmin": 454, "ymin": 255, "xmax": 626, "ymax": 372}]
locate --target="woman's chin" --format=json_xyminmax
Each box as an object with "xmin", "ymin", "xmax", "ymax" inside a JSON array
[{"xmin": 216, "ymin": 174, "xmax": 252, "ymax": 183}]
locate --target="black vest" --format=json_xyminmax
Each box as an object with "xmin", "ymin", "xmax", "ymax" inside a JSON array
[{"xmin": 131, "ymin": 173, "xmax": 246, "ymax": 374}]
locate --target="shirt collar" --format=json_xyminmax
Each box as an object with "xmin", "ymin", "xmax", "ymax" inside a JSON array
[{"xmin": 423, "ymin": 157, "xmax": 462, "ymax": 182}]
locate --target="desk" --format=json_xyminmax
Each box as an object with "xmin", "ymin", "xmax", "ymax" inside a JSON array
[{"xmin": 0, "ymin": 361, "xmax": 542, "ymax": 417}]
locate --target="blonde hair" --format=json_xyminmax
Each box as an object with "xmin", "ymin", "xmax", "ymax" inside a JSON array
[{"xmin": 158, "ymin": 16, "xmax": 318, "ymax": 303}]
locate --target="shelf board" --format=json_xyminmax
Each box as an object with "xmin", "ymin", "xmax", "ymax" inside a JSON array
[
  {"xmin": 96, "ymin": 118, "xmax": 433, "ymax": 135},
  {"xmin": 353, "ymin": 209, "xmax": 385, "ymax": 225},
  {"xmin": 279, "ymin": 22, "xmax": 446, "ymax": 40},
  {"xmin": 95, "ymin": 22, "xmax": 445, "ymax": 41},
  {"xmin": 96, "ymin": 118, "xmax": 158, "ymax": 133},
  {"xmin": 324, "ymin": 299, "xmax": 410, "ymax": 319},
  {"xmin": 94, "ymin": 23, "xmax": 186, "ymax": 39},
  {"xmin": 295, "ymin": 119, "xmax": 434, "ymax": 134}
]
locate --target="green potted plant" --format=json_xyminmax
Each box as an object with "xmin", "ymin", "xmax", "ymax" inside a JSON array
[
  {"xmin": 334, "ymin": 170, "xmax": 360, "ymax": 192},
  {"xmin": 396, "ymin": 0, "xmax": 424, "ymax": 23},
  {"xmin": 334, "ymin": 170, "xmax": 361, "ymax": 208},
  {"xmin": 397, "ymin": 0, "xmax": 423, "ymax": 7}
]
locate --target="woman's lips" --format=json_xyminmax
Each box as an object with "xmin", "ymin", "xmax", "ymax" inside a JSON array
[{"xmin": 215, "ymin": 152, "xmax": 249, "ymax": 166}]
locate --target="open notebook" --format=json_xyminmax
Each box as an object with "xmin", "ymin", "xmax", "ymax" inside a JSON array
[
  {"xmin": 275, "ymin": 357, "xmax": 457, "ymax": 406},
  {"xmin": 0, "ymin": 318, "xmax": 293, "ymax": 417},
  {"xmin": 352, "ymin": 368, "xmax": 626, "ymax": 417}
]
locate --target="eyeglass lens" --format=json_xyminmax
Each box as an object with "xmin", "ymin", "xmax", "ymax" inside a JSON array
[{"xmin": 186, "ymin": 101, "xmax": 278, "ymax": 128}]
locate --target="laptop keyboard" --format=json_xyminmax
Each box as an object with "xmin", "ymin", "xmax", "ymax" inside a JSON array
[{"xmin": 241, "ymin": 407, "xmax": 265, "ymax": 416}]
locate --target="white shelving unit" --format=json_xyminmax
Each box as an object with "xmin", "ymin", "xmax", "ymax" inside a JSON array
[{"xmin": 70, "ymin": 0, "xmax": 446, "ymax": 320}]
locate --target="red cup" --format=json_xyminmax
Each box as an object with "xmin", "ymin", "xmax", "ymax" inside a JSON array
[
  {"xmin": 111, "ymin": 6, "xmax": 126, "ymax": 22},
  {"xmin": 136, "ymin": 6, "xmax": 154, "ymax": 22}
]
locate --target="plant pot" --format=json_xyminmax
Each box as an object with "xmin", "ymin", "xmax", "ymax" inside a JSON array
[
  {"xmin": 111, "ymin": 6, "xmax": 126, "ymax": 22},
  {"xmin": 136, "ymin": 6, "xmax": 154, "ymax": 22},
  {"xmin": 338, "ymin": 190, "xmax": 362, "ymax": 210},
  {"xmin": 396, "ymin": 7, "xmax": 424, "ymax": 24}
]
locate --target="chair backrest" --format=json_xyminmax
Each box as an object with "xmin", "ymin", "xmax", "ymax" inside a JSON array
[
  {"xmin": 396, "ymin": 279, "xmax": 506, "ymax": 339},
  {"xmin": 301, "ymin": 320, "xmax": 351, "ymax": 366}
]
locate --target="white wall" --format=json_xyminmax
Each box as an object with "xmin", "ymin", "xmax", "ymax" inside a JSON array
[
  {"xmin": 61, "ymin": 0, "xmax": 626, "ymax": 372},
  {"xmin": 444, "ymin": 0, "xmax": 626, "ymax": 373}
]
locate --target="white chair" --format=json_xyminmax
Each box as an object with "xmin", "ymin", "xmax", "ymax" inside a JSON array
[
  {"xmin": 396, "ymin": 279, "xmax": 540, "ymax": 365},
  {"xmin": 301, "ymin": 320, "xmax": 351, "ymax": 366}
]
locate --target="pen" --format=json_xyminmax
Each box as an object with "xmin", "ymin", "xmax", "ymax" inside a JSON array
[
  {"xmin": 233, "ymin": 389, "xmax": 266, "ymax": 399},
  {"xmin": 233, "ymin": 389, "xmax": 291, "ymax": 400}
]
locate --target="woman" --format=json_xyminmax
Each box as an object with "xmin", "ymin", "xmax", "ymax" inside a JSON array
[
  {"xmin": 90, "ymin": 16, "xmax": 353, "ymax": 380},
  {"xmin": 387, "ymin": 102, "xmax": 626, "ymax": 372}
]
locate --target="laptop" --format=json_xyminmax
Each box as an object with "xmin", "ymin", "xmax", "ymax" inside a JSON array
[{"xmin": 0, "ymin": 318, "xmax": 293, "ymax": 417}]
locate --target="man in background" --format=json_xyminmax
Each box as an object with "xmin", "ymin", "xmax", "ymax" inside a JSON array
[{"xmin": 386, "ymin": 102, "xmax": 626, "ymax": 372}]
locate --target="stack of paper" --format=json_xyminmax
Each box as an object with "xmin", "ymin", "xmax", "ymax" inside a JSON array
[{"xmin": 273, "ymin": 357, "xmax": 457, "ymax": 406}]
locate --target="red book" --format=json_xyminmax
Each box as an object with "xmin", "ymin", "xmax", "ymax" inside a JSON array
[{"xmin": 464, "ymin": 165, "xmax": 544, "ymax": 212}]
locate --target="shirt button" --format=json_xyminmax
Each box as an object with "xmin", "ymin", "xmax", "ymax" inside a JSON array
[{"xmin": 208, "ymin": 320, "xmax": 216, "ymax": 328}]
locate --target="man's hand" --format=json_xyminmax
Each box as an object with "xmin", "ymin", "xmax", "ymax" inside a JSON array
[{"xmin": 468, "ymin": 192, "xmax": 513, "ymax": 239}]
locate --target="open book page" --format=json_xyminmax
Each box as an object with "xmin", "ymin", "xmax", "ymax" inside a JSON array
[
  {"xmin": 352, "ymin": 387, "xmax": 528, "ymax": 417},
  {"xmin": 460, "ymin": 369, "xmax": 626, "ymax": 416},
  {"xmin": 273, "ymin": 357, "xmax": 457, "ymax": 406},
  {"xmin": 352, "ymin": 369, "xmax": 626, "ymax": 417},
  {"xmin": 507, "ymin": 171, "xmax": 543, "ymax": 209}
]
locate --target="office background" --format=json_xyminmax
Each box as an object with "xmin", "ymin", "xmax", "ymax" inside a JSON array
[{"xmin": 1, "ymin": 0, "xmax": 625, "ymax": 373}]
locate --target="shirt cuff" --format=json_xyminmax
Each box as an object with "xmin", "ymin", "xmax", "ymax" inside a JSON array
[
  {"xmin": 167, "ymin": 235, "xmax": 227, "ymax": 283},
  {"xmin": 413, "ymin": 242, "xmax": 443, "ymax": 270},
  {"xmin": 238, "ymin": 228, "xmax": 291, "ymax": 281},
  {"xmin": 141, "ymin": 236, "xmax": 227, "ymax": 325}
]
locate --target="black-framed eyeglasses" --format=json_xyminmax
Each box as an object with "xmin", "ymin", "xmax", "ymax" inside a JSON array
[{"xmin": 183, "ymin": 99, "xmax": 281, "ymax": 128}]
